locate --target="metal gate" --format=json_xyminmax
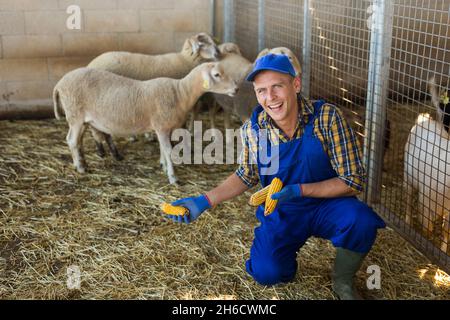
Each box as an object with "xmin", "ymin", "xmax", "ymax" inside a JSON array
[{"xmin": 219, "ymin": 0, "xmax": 450, "ymax": 274}]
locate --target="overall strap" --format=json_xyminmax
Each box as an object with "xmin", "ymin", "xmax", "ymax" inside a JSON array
[
  {"xmin": 250, "ymin": 104, "xmax": 264, "ymax": 133},
  {"xmin": 305, "ymin": 99, "xmax": 326, "ymax": 136}
]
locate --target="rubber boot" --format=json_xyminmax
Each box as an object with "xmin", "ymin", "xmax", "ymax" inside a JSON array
[{"xmin": 332, "ymin": 247, "xmax": 366, "ymax": 300}]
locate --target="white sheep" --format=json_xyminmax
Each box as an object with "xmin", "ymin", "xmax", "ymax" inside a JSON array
[
  {"xmin": 185, "ymin": 42, "xmax": 244, "ymax": 132},
  {"xmin": 87, "ymin": 32, "xmax": 220, "ymax": 148},
  {"xmin": 404, "ymin": 80, "xmax": 450, "ymax": 253},
  {"xmin": 53, "ymin": 62, "xmax": 238, "ymax": 184},
  {"xmin": 87, "ymin": 32, "xmax": 220, "ymax": 80},
  {"xmin": 210, "ymin": 44, "xmax": 256, "ymax": 130}
]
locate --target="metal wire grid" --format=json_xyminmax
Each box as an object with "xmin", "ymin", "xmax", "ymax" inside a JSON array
[
  {"xmin": 379, "ymin": 0, "xmax": 450, "ymax": 267},
  {"xmin": 309, "ymin": 0, "xmax": 371, "ymax": 111},
  {"xmin": 263, "ymin": 0, "xmax": 304, "ymax": 58},
  {"xmin": 234, "ymin": 0, "xmax": 260, "ymax": 60}
]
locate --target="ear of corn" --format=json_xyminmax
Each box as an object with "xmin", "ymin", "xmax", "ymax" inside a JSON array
[
  {"xmin": 264, "ymin": 177, "xmax": 283, "ymax": 216},
  {"xmin": 161, "ymin": 202, "xmax": 189, "ymax": 216},
  {"xmin": 249, "ymin": 184, "xmax": 271, "ymax": 206}
]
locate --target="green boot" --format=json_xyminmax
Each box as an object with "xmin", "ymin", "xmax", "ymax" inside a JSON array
[{"xmin": 332, "ymin": 247, "xmax": 366, "ymax": 300}]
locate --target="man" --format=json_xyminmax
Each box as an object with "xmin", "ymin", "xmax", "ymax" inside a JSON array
[{"xmin": 166, "ymin": 54, "xmax": 386, "ymax": 300}]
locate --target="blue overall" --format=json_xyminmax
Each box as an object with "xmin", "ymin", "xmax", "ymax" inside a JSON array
[{"xmin": 245, "ymin": 101, "xmax": 386, "ymax": 286}]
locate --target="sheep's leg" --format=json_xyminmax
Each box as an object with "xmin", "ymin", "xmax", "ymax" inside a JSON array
[
  {"xmin": 223, "ymin": 110, "xmax": 231, "ymax": 130},
  {"xmin": 442, "ymin": 209, "xmax": 449, "ymax": 253},
  {"xmin": 105, "ymin": 134, "xmax": 124, "ymax": 161},
  {"xmin": 156, "ymin": 131, "xmax": 177, "ymax": 184},
  {"xmin": 157, "ymin": 137, "xmax": 167, "ymax": 173},
  {"xmin": 144, "ymin": 132, "xmax": 156, "ymax": 142},
  {"xmin": 66, "ymin": 122, "xmax": 87, "ymax": 173},
  {"xmin": 209, "ymin": 100, "xmax": 219, "ymax": 130},
  {"xmin": 89, "ymin": 126, "xmax": 106, "ymax": 158},
  {"xmin": 129, "ymin": 135, "xmax": 138, "ymax": 142},
  {"xmin": 188, "ymin": 100, "xmax": 202, "ymax": 133},
  {"xmin": 404, "ymin": 179, "xmax": 414, "ymax": 226},
  {"xmin": 209, "ymin": 101, "xmax": 221, "ymax": 141},
  {"xmin": 418, "ymin": 189, "xmax": 435, "ymax": 238},
  {"xmin": 437, "ymin": 191, "xmax": 449, "ymax": 253}
]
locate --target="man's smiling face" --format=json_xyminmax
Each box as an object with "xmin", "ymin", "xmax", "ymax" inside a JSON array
[{"xmin": 253, "ymin": 70, "xmax": 301, "ymax": 123}]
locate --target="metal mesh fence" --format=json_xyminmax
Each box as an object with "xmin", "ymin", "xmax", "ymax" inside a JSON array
[
  {"xmin": 234, "ymin": 0, "xmax": 259, "ymax": 60},
  {"xmin": 309, "ymin": 0, "xmax": 371, "ymax": 142},
  {"xmin": 224, "ymin": 0, "xmax": 450, "ymax": 273},
  {"xmin": 263, "ymin": 0, "xmax": 304, "ymax": 56},
  {"xmin": 381, "ymin": 0, "xmax": 450, "ymax": 269}
]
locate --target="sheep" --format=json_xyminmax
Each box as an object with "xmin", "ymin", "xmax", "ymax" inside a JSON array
[
  {"xmin": 210, "ymin": 45, "xmax": 256, "ymax": 130},
  {"xmin": 185, "ymin": 42, "xmax": 243, "ymax": 132},
  {"xmin": 87, "ymin": 32, "xmax": 220, "ymax": 148},
  {"xmin": 87, "ymin": 32, "xmax": 220, "ymax": 80},
  {"xmin": 404, "ymin": 79, "xmax": 450, "ymax": 253},
  {"xmin": 53, "ymin": 62, "xmax": 238, "ymax": 184}
]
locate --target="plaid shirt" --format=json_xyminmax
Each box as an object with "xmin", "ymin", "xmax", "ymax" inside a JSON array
[{"xmin": 235, "ymin": 96, "xmax": 366, "ymax": 193}]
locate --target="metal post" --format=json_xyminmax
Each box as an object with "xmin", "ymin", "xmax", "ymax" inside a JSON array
[
  {"xmin": 363, "ymin": 0, "xmax": 393, "ymax": 204},
  {"xmin": 210, "ymin": 0, "xmax": 216, "ymax": 37},
  {"xmin": 223, "ymin": 0, "xmax": 235, "ymax": 43},
  {"xmin": 302, "ymin": 0, "xmax": 312, "ymax": 99},
  {"xmin": 258, "ymin": 0, "xmax": 265, "ymax": 52}
]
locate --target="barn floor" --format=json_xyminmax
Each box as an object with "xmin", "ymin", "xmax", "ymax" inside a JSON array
[{"xmin": 0, "ymin": 114, "xmax": 449, "ymax": 300}]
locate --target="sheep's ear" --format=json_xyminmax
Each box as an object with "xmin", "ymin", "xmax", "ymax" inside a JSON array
[
  {"xmin": 256, "ymin": 48, "xmax": 269, "ymax": 60},
  {"xmin": 196, "ymin": 32, "xmax": 213, "ymax": 44},
  {"xmin": 220, "ymin": 43, "xmax": 241, "ymax": 55},
  {"xmin": 428, "ymin": 77, "xmax": 441, "ymax": 113},
  {"xmin": 189, "ymin": 38, "xmax": 200, "ymax": 56}
]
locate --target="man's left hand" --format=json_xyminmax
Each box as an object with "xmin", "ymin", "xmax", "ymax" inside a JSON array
[{"xmin": 271, "ymin": 184, "xmax": 302, "ymax": 202}]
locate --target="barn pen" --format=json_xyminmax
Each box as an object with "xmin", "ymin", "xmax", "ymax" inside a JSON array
[{"xmin": 1, "ymin": 0, "xmax": 450, "ymax": 299}]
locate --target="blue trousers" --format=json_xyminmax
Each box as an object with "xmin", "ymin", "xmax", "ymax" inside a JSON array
[{"xmin": 245, "ymin": 197, "xmax": 384, "ymax": 286}]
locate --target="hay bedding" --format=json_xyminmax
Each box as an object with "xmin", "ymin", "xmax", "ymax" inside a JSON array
[{"xmin": 0, "ymin": 113, "xmax": 449, "ymax": 300}]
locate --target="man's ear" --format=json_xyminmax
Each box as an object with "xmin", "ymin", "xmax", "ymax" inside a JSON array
[{"xmin": 294, "ymin": 76, "xmax": 302, "ymax": 93}]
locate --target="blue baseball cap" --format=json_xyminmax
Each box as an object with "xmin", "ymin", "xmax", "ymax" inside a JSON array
[{"xmin": 246, "ymin": 53, "xmax": 297, "ymax": 82}]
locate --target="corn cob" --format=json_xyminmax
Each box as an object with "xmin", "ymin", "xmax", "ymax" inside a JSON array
[
  {"xmin": 161, "ymin": 202, "xmax": 188, "ymax": 216},
  {"xmin": 264, "ymin": 177, "xmax": 283, "ymax": 216},
  {"xmin": 249, "ymin": 184, "xmax": 271, "ymax": 206}
]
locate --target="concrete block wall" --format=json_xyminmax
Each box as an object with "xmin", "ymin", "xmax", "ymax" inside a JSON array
[{"xmin": 0, "ymin": 0, "xmax": 212, "ymax": 104}]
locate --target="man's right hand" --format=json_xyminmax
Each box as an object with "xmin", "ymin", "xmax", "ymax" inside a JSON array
[{"xmin": 166, "ymin": 195, "xmax": 212, "ymax": 224}]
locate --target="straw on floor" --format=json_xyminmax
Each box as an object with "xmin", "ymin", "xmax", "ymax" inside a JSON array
[{"xmin": 0, "ymin": 114, "xmax": 449, "ymax": 299}]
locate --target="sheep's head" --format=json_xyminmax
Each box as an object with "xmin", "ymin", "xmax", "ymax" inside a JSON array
[
  {"xmin": 185, "ymin": 32, "xmax": 220, "ymax": 61},
  {"xmin": 218, "ymin": 42, "xmax": 242, "ymax": 57},
  {"xmin": 256, "ymin": 47, "xmax": 302, "ymax": 76},
  {"xmin": 429, "ymin": 77, "xmax": 450, "ymax": 133},
  {"xmin": 201, "ymin": 62, "xmax": 239, "ymax": 97}
]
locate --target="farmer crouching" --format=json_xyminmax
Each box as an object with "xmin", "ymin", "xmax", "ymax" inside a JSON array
[{"xmin": 164, "ymin": 54, "xmax": 386, "ymax": 300}]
